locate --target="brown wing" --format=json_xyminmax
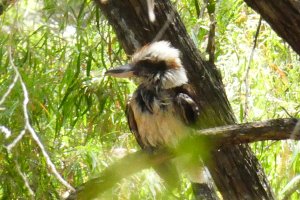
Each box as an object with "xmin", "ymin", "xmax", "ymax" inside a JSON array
[
  {"xmin": 125, "ymin": 101, "xmax": 145, "ymax": 149},
  {"xmin": 172, "ymin": 84, "xmax": 200, "ymax": 125}
]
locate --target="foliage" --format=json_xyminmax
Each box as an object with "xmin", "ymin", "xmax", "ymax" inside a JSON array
[{"xmin": 0, "ymin": 0, "xmax": 299, "ymax": 199}]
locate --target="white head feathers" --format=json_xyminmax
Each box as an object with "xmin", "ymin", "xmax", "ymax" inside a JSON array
[
  {"xmin": 132, "ymin": 41, "xmax": 188, "ymax": 89},
  {"xmin": 132, "ymin": 41, "xmax": 181, "ymax": 67}
]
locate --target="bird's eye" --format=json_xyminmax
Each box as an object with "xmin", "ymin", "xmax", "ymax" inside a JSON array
[
  {"xmin": 133, "ymin": 59, "xmax": 168, "ymax": 78},
  {"xmin": 138, "ymin": 59, "xmax": 152, "ymax": 67},
  {"xmin": 137, "ymin": 59, "xmax": 167, "ymax": 70},
  {"xmin": 134, "ymin": 59, "xmax": 153, "ymax": 73}
]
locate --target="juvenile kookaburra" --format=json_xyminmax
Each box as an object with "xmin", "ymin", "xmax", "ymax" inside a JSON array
[{"xmin": 106, "ymin": 41, "xmax": 212, "ymax": 198}]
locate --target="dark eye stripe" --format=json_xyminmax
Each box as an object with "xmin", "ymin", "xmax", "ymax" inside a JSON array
[{"xmin": 134, "ymin": 60, "xmax": 168, "ymax": 76}]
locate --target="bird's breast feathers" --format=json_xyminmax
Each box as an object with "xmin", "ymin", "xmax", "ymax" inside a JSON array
[{"xmin": 129, "ymin": 87, "xmax": 197, "ymax": 148}]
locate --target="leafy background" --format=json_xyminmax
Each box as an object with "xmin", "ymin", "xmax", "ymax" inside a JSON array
[{"xmin": 0, "ymin": 0, "xmax": 299, "ymax": 199}]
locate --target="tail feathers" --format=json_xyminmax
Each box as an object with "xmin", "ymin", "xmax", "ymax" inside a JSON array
[{"xmin": 192, "ymin": 182, "xmax": 219, "ymax": 200}]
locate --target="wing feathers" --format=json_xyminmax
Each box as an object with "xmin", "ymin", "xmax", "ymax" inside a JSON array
[
  {"xmin": 126, "ymin": 101, "xmax": 145, "ymax": 149},
  {"xmin": 173, "ymin": 84, "xmax": 200, "ymax": 125},
  {"xmin": 175, "ymin": 93, "xmax": 200, "ymax": 125}
]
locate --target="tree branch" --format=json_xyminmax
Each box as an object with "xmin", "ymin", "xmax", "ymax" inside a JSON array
[
  {"xmin": 67, "ymin": 150, "xmax": 174, "ymax": 200},
  {"xmin": 200, "ymin": 118, "xmax": 299, "ymax": 145},
  {"xmin": 67, "ymin": 118, "xmax": 299, "ymax": 199}
]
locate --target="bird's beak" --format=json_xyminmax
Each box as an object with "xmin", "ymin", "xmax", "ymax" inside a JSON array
[{"xmin": 105, "ymin": 64, "xmax": 134, "ymax": 78}]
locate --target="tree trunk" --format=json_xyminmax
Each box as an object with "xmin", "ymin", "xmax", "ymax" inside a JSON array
[
  {"xmin": 95, "ymin": 0, "xmax": 275, "ymax": 199},
  {"xmin": 244, "ymin": 0, "xmax": 300, "ymax": 55}
]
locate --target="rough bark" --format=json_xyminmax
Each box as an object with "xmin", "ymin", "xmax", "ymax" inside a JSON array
[
  {"xmin": 68, "ymin": 118, "xmax": 299, "ymax": 199},
  {"xmin": 94, "ymin": 0, "xmax": 275, "ymax": 199},
  {"xmin": 201, "ymin": 118, "xmax": 299, "ymax": 145},
  {"xmin": 244, "ymin": 0, "xmax": 300, "ymax": 55}
]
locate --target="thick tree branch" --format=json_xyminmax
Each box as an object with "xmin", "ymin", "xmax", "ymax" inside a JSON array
[
  {"xmin": 200, "ymin": 118, "xmax": 299, "ymax": 145},
  {"xmin": 67, "ymin": 118, "xmax": 299, "ymax": 199}
]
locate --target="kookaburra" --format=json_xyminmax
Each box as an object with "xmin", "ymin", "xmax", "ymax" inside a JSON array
[{"xmin": 106, "ymin": 41, "xmax": 213, "ymax": 198}]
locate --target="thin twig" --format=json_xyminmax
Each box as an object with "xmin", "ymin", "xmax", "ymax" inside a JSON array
[
  {"xmin": 0, "ymin": 125, "xmax": 11, "ymax": 138},
  {"xmin": 8, "ymin": 46, "xmax": 75, "ymax": 192},
  {"xmin": 6, "ymin": 129, "xmax": 26, "ymax": 152},
  {"xmin": 243, "ymin": 16, "xmax": 262, "ymax": 122},
  {"xmin": 0, "ymin": 74, "xmax": 18, "ymax": 107},
  {"xmin": 14, "ymin": 159, "xmax": 35, "ymax": 198}
]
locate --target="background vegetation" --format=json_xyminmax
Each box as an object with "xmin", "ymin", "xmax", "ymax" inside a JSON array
[{"xmin": 0, "ymin": 0, "xmax": 299, "ymax": 199}]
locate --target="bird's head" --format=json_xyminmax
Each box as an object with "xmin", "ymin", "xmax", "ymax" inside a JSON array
[{"xmin": 105, "ymin": 41, "xmax": 188, "ymax": 89}]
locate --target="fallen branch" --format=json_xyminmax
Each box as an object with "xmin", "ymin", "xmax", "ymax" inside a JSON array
[{"xmin": 67, "ymin": 118, "xmax": 299, "ymax": 199}]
